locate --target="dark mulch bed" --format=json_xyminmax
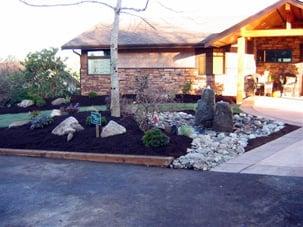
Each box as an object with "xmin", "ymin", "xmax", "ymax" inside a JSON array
[
  {"xmin": 245, "ymin": 124, "xmax": 300, "ymax": 152},
  {"xmin": 0, "ymin": 111, "xmax": 192, "ymax": 158}
]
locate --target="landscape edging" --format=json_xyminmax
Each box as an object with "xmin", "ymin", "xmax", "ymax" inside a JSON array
[{"xmin": 0, "ymin": 148, "xmax": 174, "ymax": 167}]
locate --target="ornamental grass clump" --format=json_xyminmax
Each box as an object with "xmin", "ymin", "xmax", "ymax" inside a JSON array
[
  {"xmin": 178, "ymin": 125, "xmax": 193, "ymax": 138},
  {"xmin": 30, "ymin": 114, "xmax": 53, "ymax": 129},
  {"xmin": 142, "ymin": 128, "xmax": 170, "ymax": 148}
]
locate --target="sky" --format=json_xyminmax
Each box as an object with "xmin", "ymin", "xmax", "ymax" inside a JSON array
[{"xmin": 0, "ymin": 0, "xmax": 279, "ymax": 70}]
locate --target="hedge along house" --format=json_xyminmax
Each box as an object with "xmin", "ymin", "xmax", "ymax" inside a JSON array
[{"xmin": 62, "ymin": 0, "xmax": 303, "ymax": 103}]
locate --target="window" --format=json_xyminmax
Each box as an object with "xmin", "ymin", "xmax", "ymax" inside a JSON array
[
  {"xmin": 257, "ymin": 49, "xmax": 292, "ymax": 63},
  {"xmin": 87, "ymin": 50, "xmax": 110, "ymax": 75},
  {"xmin": 213, "ymin": 52, "xmax": 224, "ymax": 75},
  {"xmin": 197, "ymin": 54, "xmax": 206, "ymax": 75}
]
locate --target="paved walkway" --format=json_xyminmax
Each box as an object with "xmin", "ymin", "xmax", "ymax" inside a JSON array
[
  {"xmin": 0, "ymin": 156, "xmax": 302, "ymax": 226},
  {"xmin": 241, "ymin": 96, "xmax": 303, "ymax": 126},
  {"xmin": 213, "ymin": 96, "xmax": 303, "ymax": 177}
]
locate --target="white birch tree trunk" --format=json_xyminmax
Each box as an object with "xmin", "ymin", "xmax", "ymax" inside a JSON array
[{"xmin": 110, "ymin": 0, "xmax": 121, "ymax": 117}]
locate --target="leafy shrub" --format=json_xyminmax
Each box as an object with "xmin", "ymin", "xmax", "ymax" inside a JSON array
[
  {"xmin": 27, "ymin": 92, "xmax": 46, "ymax": 107},
  {"xmin": 178, "ymin": 125, "xmax": 193, "ymax": 138},
  {"xmin": 88, "ymin": 91, "xmax": 98, "ymax": 98},
  {"xmin": 86, "ymin": 115, "xmax": 107, "ymax": 126},
  {"xmin": 142, "ymin": 128, "xmax": 170, "ymax": 148},
  {"xmin": 64, "ymin": 96, "xmax": 71, "ymax": 104},
  {"xmin": 7, "ymin": 72, "xmax": 28, "ymax": 104},
  {"xmin": 22, "ymin": 48, "xmax": 78, "ymax": 99},
  {"xmin": 182, "ymin": 80, "xmax": 192, "ymax": 94},
  {"xmin": 30, "ymin": 114, "xmax": 53, "ymax": 129}
]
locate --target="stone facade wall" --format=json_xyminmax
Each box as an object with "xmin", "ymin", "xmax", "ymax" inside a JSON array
[
  {"xmin": 254, "ymin": 37, "xmax": 303, "ymax": 75},
  {"xmin": 80, "ymin": 50, "xmax": 207, "ymax": 96},
  {"xmin": 254, "ymin": 37, "xmax": 303, "ymax": 96}
]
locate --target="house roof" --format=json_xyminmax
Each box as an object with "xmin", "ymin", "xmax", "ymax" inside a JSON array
[
  {"xmin": 204, "ymin": 0, "xmax": 303, "ymax": 47},
  {"xmin": 62, "ymin": 22, "xmax": 209, "ymax": 49},
  {"xmin": 62, "ymin": 0, "xmax": 303, "ymax": 50}
]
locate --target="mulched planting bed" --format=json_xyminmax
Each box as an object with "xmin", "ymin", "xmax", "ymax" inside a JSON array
[
  {"xmin": 245, "ymin": 124, "xmax": 300, "ymax": 151},
  {"xmin": 0, "ymin": 111, "xmax": 192, "ymax": 158}
]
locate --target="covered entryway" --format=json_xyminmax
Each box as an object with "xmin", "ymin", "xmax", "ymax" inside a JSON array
[{"xmin": 204, "ymin": 0, "xmax": 303, "ymax": 103}]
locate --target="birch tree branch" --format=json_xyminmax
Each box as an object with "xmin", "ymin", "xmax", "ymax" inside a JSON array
[
  {"xmin": 120, "ymin": 0, "xmax": 149, "ymax": 12},
  {"xmin": 122, "ymin": 12, "xmax": 156, "ymax": 30},
  {"xmin": 19, "ymin": 0, "xmax": 115, "ymax": 10}
]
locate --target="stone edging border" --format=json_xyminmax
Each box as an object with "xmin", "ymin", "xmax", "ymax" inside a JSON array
[{"xmin": 0, "ymin": 148, "xmax": 174, "ymax": 167}]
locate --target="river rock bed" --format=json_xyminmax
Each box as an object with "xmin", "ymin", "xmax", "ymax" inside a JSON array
[{"xmin": 150, "ymin": 111, "xmax": 285, "ymax": 170}]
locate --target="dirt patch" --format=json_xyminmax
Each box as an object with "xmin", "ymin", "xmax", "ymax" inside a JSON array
[
  {"xmin": 0, "ymin": 112, "xmax": 192, "ymax": 158},
  {"xmin": 245, "ymin": 124, "xmax": 300, "ymax": 152}
]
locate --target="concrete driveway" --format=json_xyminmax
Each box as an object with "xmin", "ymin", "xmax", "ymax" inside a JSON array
[{"xmin": 1, "ymin": 156, "xmax": 303, "ymax": 226}]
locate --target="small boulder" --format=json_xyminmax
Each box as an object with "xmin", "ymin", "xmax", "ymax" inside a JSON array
[
  {"xmin": 50, "ymin": 109, "xmax": 62, "ymax": 118},
  {"xmin": 213, "ymin": 101, "xmax": 233, "ymax": 132},
  {"xmin": 51, "ymin": 98, "xmax": 67, "ymax": 106},
  {"xmin": 195, "ymin": 88, "xmax": 215, "ymax": 127},
  {"xmin": 52, "ymin": 117, "xmax": 84, "ymax": 136},
  {"xmin": 101, "ymin": 120, "xmax": 126, "ymax": 138},
  {"xmin": 8, "ymin": 120, "xmax": 30, "ymax": 128},
  {"xmin": 17, "ymin": 100, "xmax": 34, "ymax": 108}
]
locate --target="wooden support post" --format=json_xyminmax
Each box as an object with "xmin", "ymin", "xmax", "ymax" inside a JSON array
[
  {"xmin": 236, "ymin": 37, "xmax": 246, "ymax": 104},
  {"xmin": 96, "ymin": 125, "xmax": 100, "ymax": 138}
]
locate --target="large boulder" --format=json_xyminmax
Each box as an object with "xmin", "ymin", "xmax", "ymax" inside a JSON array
[
  {"xmin": 52, "ymin": 117, "xmax": 84, "ymax": 136},
  {"xmin": 101, "ymin": 120, "xmax": 126, "ymax": 138},
  {"xmin": 195, "ymin": 88, "xmax": 215, "ymax": 127},
  {"xmin": 51, "ymin": 98, "xmax": 67, "ymax": 106},
  {"xmin": 17, "ymin": 100, "xmax": 34, "ymax": 108},
  {"xmin": 213, "ymin": 101, "xmax": 233, "ymax": 132}
]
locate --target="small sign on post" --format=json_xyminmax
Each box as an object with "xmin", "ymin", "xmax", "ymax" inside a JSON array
[{"xmin": 90, "ymin": 112, "xmax": 102, "ymax": 138}]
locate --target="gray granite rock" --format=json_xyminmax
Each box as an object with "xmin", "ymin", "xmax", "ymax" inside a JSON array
[
  {"xmin": 101, "ymin": 120, "xmax": 126, "ymax": 138},
  {"xmin": 213, "ymin": 101, "xmax": 233, "ymax": 132},
  {"xmin": 51, "ymin": 98, "xmax": 67, "ymax": 106},
  {"xmin": 17, "ymin": 100, "xmax": 34, "ymax": 108},
  {"xmin": 52, "ymin": 117, "xmax": 84, "ymax": 136},
  {"xmin": 195, "ymin": 88, "xmax": 215, "ymax": 127}
]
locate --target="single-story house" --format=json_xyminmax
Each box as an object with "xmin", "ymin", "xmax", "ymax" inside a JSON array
[{"xmin": 62, "ymin": 0, "xmax": 303, "ymax": 103}]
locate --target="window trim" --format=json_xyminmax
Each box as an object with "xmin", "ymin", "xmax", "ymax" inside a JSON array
[
  {"xmin": 256, "ymin": 49, "xmax": 292, "ymax": 63},
  {"xmin": 87, "ymin": 50, "xmax": 111, "ymax": 76}
]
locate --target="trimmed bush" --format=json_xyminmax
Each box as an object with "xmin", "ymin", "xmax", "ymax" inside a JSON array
[
  {"xmin": 142, "ymin": 128, "xmax": 170, "ymax": 148},
  {"xmin": 30, "ymin": 114, "xmax": 53, "ymax": 129},
  {"xmin": 178, "ymin": 125, "xmax": 193, "ymax": 138},
  {"xmin": 88, "ymin": 91, "xmax": 98, "ymax": 98}
]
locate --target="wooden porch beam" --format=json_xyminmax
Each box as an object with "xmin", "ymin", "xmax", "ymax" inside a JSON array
[
  {"xmin": 236, "ymin": 37, "xmax": 246, "ymax": 104},
  {"xmin": 241, "ymin": 28, "xmax": 303, "ymax": 37}
]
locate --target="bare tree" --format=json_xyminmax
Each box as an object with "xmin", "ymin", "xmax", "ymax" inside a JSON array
[{"xmin": 19, "ymin": 0, "xmax": 150, "ymax": 117}]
